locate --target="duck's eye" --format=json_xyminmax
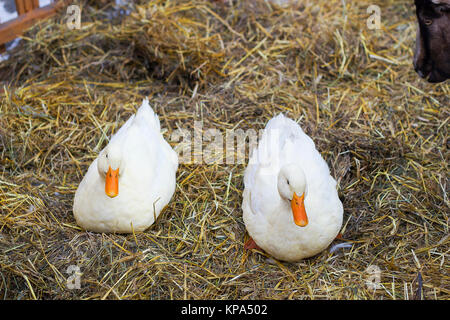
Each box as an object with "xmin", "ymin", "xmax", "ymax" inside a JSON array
[
  {"xmin": 287, "ymin": 179, "xmax": 290, "ymax": 185},
  {"xmin": 424, "ymin": 18, "xmax": 433, "ymax": 26},
  {"xmin": 105, "ymin": 154, "xmax": 108, "ymax": 158}
]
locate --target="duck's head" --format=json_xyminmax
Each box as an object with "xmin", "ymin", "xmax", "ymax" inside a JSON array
[
  {"xmin": 97, "ymin": 142, "xmax": 125, "ymax": 198},
  {"xmin": 277, "ymin": 164, "xmax": 308, "ymax": 227}
]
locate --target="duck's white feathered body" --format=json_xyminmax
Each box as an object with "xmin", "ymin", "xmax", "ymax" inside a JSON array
[
  {"xmin": 242, "ymin": 114, "xmax": 343, "ymax": 262},
  {"xmin": 73, "ymin": 99, "xmax": 178, "ymax": 233}
]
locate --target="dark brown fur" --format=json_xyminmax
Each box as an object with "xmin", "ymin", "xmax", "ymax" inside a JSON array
[{"xmin": 414, "ymin": 0, "xmax": 450, "ymax": 82}]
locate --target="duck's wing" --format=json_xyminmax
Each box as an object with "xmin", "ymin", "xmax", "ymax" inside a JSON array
[
  {"xmin": 244, "ymin": 115, "xmax": 290, "ymax": 217},
  {"xmin": 246, "ymin": 114, "xmax": 287, "ymax": 177},
  {"xmin": 278, "ymin": 116, "xmax": 337, "ymax": 194},
  {"xmin": 133, "ymin": 98, "xmax": 178, "ymax": 172},
  {"xmin": 245, "ymin": 113, "xmax": 336, "ymax": 210},
  {"xmin": 163, "ymin": 140, "xmax": 179, "ymax": 172},
  {"xmin": 134, "ymin": 98, "xmax": 161, "ymax": 132}
]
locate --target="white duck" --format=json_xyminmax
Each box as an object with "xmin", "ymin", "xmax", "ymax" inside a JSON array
[
  {"xmin": 242, "ymin": 114, "xmax": 343, "ymax": 262},
  {"xmin": 73, "ymin": 98, "xmax": 178, "ymax": 233}
]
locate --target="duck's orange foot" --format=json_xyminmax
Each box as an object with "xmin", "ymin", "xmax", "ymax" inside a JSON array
[
  {"xmin": 335, "ymin": 232, "xmax": 344, "ymax": 240},
  {"xmin": 244, "ymin": 237, "xmax": 262, "ymax": 250}
]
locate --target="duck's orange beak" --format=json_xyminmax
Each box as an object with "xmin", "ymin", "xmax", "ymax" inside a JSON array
[
  {"xmin": 105, "ymin": 166, "xmax": 119, "ymax": 198},
  {"xmin": 291, "ymin": 192, "xmax": 308, "ymax": 227}
]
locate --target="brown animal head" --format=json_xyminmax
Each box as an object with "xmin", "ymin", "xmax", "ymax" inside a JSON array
[{"xmin": 414, "ymin": 0, "xmax": 450, "ymax": 82}]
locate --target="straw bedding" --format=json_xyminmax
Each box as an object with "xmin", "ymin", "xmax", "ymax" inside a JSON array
[{"xmin": 0, "ymin": 0, "xmax": 448, "ymax": 299}]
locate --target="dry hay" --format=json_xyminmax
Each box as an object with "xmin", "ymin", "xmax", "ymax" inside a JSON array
[{"xmin": 0, "ymin": 0, "xmax": 448, "ymax": 300}]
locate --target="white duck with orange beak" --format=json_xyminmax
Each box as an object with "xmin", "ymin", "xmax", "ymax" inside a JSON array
[
  {"xmin": 73, "ymin": 98, "xmax": 178, "ymax": 233},
  {"xmin": 242, "ymin": 114, "xmax": 343, "ymax": 262}
]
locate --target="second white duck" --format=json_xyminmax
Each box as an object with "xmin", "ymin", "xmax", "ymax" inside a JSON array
[{"xmin": 242, "ymin": 114, "xmax": 343, "ymax": 262}]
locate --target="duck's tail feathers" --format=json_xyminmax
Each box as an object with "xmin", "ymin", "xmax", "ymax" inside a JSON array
[{"xmin": 135, "ymin": 98, "xmax": 161, "ymax": 132}]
